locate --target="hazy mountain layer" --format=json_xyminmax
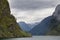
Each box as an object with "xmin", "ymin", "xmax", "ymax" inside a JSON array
[{"xmin": 18, "ymin": 22, "xmax": 31, "ymax": 31}]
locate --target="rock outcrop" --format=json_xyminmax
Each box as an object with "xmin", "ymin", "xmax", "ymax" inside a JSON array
[
  {"xmin": 0, "ymin": 0, "xmax": 31, "ymax": 38},
  {"xmin": 53, "ymin": 5, "xmax": 60, "ymax": 21},
  {"xmin": 47, "ymin": 4, "xmax": 60, "ymax": 35}
]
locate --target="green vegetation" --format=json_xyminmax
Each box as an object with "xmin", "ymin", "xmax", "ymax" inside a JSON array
[
  {"xmin": 47, "ymin": 18, "xmax": 60, "ymax": 35},
  {"xmin": 0, "ymin": 0, "xmax": 31, "ymax": 38}
]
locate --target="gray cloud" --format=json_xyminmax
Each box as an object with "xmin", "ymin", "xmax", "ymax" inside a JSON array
[
  {"xmin": 8, "ymin": 0, "xmax": 60, "ymax": 23},
  {"xmin": 8, "ymin": 0, "xmax": 57, "ymax": 10}
]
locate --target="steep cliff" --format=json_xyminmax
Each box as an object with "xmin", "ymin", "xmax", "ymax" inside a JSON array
[
  {"xmin": 0, "ymin": 0, "xmax": 31, "ymax": 38},
  {"xmin": 47, "ymin": 4, "xmax": 60, "ymax": 35}
]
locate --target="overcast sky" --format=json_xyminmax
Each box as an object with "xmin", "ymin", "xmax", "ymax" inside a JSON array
[{"xmin": 8, "ymin": 0, "xmax": 60, "ymax": 23}]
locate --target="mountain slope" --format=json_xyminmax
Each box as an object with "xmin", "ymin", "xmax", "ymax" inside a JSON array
[
  {"xmin": 18, "ymin": 22, "xmax": 31, "ymax": 31},
  {"xmin": 47, "ymin": 4, "xmax": 60, "ymax": 35},
  {"xmin": 30, "ymin": 4, "xmax": 60, "ymax": 35},
  {"xmin": 0, "ymin": 0, "xmax": 31, "ymax": 38},
  {"xmin": 30, "ymin": 16, "xmax": 52, "ymax": 35}
]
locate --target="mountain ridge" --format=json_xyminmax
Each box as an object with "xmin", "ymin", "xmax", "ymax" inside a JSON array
[
  {"xmin": 30, "ymin": 4, "xmax": 60, "ymax": 35},
  {"xmin": 47, "ymin": 4, "xmax": 60, "ymax": 35},
  {"xmin": 30, "ymin": 16, "xmax": 52, "ymax": 35},
  {"xmin": 18, "ymin": 22, "xmax": 31, "ymax": 31},
  {"xmin": 0, "ymin": 0, "xmax": 31, "ymax": 38}
]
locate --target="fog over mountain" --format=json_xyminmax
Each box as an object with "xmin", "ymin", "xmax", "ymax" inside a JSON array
[{"xmin": 8, "ymin": 0, "xmax": 60, "ymax": 24}]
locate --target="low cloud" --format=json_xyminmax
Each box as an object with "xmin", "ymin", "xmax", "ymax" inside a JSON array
[
  {"xmin": 11, "ymin": 8, "xmax": 55, "ymax": 23},
  {"xmin": 8, "ymin": 0, "xmax": 57, "ymax": 10},
  {"xmin": 8, "ymin": 0, "xmax": 59, "ymax": 23}
]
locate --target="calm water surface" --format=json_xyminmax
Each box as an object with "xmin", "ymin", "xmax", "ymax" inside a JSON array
[{"xmin": 2, "ymin": 36, "xmax": 60, "ymax": 40}]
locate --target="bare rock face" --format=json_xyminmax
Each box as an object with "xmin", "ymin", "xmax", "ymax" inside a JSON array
[
  {"xmin": 53, "ymin": 4, "xmax": 60, "ymax": 21},
  {"xmin": 0, "ymin": 0, "xmax": 31, "ymax": 38},
  {"xmin": 47, "ymin": 4, "xmax": 60, "ymax": 35}
]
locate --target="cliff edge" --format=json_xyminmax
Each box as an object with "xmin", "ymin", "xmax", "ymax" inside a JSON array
[{"xmin": 0, "ymin": 0, "xmax": 31, "ymax": 38}]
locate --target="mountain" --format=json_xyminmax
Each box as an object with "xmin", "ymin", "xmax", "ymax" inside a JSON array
[
  {"xmin": 18, "ymin": 22, "xmax": 39, "ymax": 32},
  {"xmin": 18, "ymin": 22, "xmax": 31, "ymax": 31},
  {"xmin": 30, "ymin": 4, "xmax": 60, "ymax": 35},
  {"xmin": 28, "ymin": 22, "xmax": 40, "ymax": 28},
  {"xmin": 30, "ymin": 16, "xmax": 52, "ymax": 35},
  {"xmin": 0, "ymin": 0, "xmax": 31, "ymax": 38},
  {"xmin": 47, "ymin": 4, "xmax": 60, "ymax": 35}
]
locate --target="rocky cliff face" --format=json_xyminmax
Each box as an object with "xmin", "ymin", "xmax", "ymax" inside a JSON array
[
  {"xmin": 53, "ymin": 5, "xmax": 60, "ymax": 21},
  {"xmin": 0, "ymin": 0, "xmax": 31, "ymax": 38},
  {"xmin": 47, "ymin": 4, "xmax": 60, "ymax": 35}
]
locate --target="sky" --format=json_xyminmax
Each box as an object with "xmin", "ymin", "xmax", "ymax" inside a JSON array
[{"xmin": 8, "ymin": 0, "xmax": 60, "ymax": 23}]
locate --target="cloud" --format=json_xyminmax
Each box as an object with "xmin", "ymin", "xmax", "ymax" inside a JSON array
[
  {"xmin": 11, "ymin": 8, "xmax": 55, "ymax": 23},
  {"xmin": 8, "ymin": 0, "xmax": 59, "ymax": 23},
  {"xmin": 8, "ymin": 0, "xmax": 58, "ymax": 10}
]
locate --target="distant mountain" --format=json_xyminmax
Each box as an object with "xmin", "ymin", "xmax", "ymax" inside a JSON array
[
  {"xmin": 30, "ymin": 16, "xmax": 52, "ymax": 35},
  {"xmin": 28, "ymin": 22, "xmax": 39, "ymax": 28},
  {"xmin": 18, "ymin": 22, "xmax": 31, "ymax": 31}
]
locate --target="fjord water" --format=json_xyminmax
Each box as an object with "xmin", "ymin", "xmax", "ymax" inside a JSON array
[{"xmin": 4, "ymin": 36, "xmax": 60, "ymax": 40}]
